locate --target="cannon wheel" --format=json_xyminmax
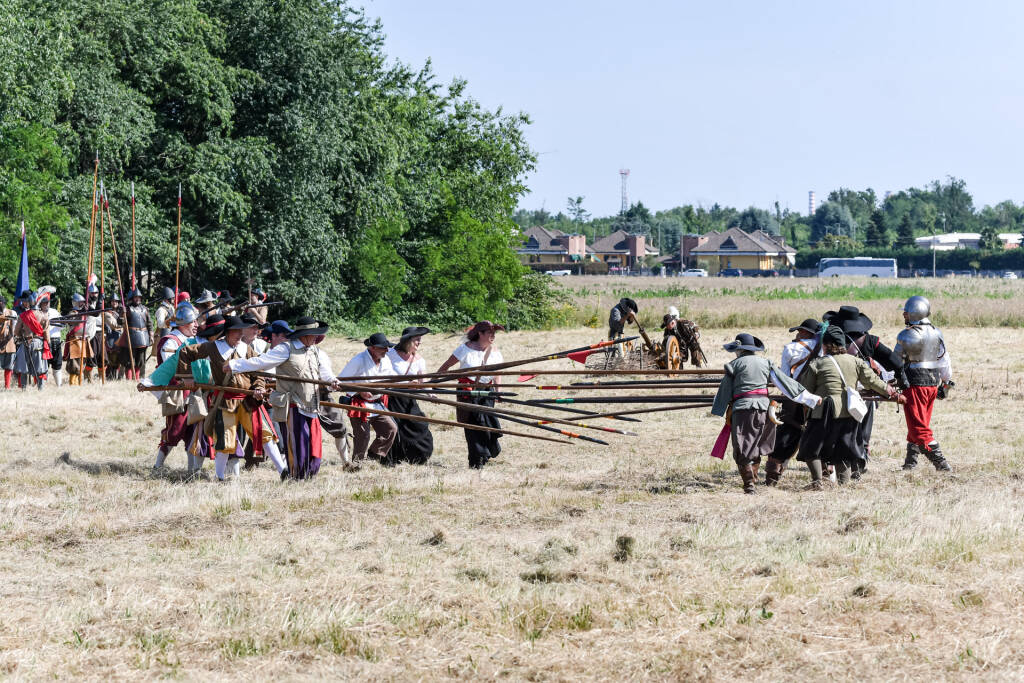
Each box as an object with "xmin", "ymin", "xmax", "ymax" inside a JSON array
[{"xmin": 664, "ymin": 335, "xmax": 683, "ymax": 371}]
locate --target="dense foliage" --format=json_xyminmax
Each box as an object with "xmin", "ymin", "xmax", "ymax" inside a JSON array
[{"xmin": 0, "ymin": 0, "xmax": 541, "ymax": 329}]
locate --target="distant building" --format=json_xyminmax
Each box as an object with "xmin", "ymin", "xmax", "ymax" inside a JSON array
[
  {"xmin": 589, "ymin": 230, "xmax": 658, "ymax": 270},
  {"xmin": 914, "ymin": 233, "xmax": 1024, "ymax": 250},
  {"xmin": 517, "ymin": 226, "xmax": 590, "ymax": 265},
  {"xmin": 690, "ymin": 227, "xmax": 796, "ymax": 275}
]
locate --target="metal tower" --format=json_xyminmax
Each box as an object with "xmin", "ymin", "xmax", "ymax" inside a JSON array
[
  {"xmin": 620, "ymin": 169, "xmax": 630, "ymax": 214},
  {"xmin": 808, "ymin": 190, "xmax": 816, "ymax": 217}
]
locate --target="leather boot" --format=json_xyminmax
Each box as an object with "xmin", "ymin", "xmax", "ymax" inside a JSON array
[
  {"xmin": 738, "ymin": 463, "xmax": 756, "ymax": 494},
  {"xmin": 764, "ymin": 458, "xmax": 785, "ymax": 486},
  {"xmin": 750, "ymin": 459, "xmax": 761, "ymax": 483},
  {"xmin": 902, "ymin": 443, "xmax": 920, "ymax": 471},
  {"xmin": 923, "ymin": 442, "xmax": 951, "ymax": 471}
]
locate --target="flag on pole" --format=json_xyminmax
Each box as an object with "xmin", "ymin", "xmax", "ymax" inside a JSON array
[{"xmin": 14, "ymin": 221, "xmax": 29, "ymax": 297}]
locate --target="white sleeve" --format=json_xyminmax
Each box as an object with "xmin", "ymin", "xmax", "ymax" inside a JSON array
[
  {"xmin": 228, "ymin": 342, "xmax": 290, "ymax": 374},
  {"xmin": 159, "ymin": 337, "xmax": 180, "ymax": 363},
  {"xmin": 339, "ymin": 352, "xmax": 368, "ymax": 380},
  {"xmin": 451, "ymin": 344, "xmax": 468, "ymax": 363},
  {"xmin": 316, "ymin": 348, "xmax": 336, "ymax": 382}
]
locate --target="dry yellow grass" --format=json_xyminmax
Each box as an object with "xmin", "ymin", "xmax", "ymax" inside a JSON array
[{"xmin": 1, "ymin": 320, "xmax": 1022, "ymax": 680}]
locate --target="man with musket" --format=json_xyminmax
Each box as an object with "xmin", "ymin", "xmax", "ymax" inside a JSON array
[
  {"xmin": 121, "ymin": 288, "xmax": 151, "ymax": 380},
  {"xmin": 192, "ymin": 289, "xmax": 217, "ymax": 331},
  {"xmin": 227, "ymin": 316, "xmax": 351, "ymax": 479},
  {"xmin": 140, "ymin": 302, "xmax": 206, "ymax": 473},
  {"xmin": 0, "ymin": 294, "xmax": 17, "ymax": 389},
  {"xmin": 64, "ymin": 293, "xmax": 92, "ymax": 385},
  {"xmin": 244, "ymin": 288, "xmax": 269, "ymax": 326},
  {"xmin": 177, "ymin": 315, "xmax": 287, "ymax": 481},
  {"xmin": 153, "ymin": 286, "xmax": 176, "ymax": 341},
  {"xmin": 894, "ymin": 296, "xmax": 952, "ymax": 471},
  {"xmin": 13, "ymin": 290, "xmax": 51, "ymax": 389}
]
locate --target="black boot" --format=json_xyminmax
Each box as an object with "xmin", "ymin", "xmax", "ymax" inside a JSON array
[
  {"xmin": 738, "ymin": 463, "xmax": 757, "ymax": 494},
  {"xmin": 923, "ymin": 443, "xmax": 951, "ymax": 471},
  {"xmin": 764, "ymin": 457, "xmax": 785, "ymax": 487},
  {"xmin": 902, "ymin": 443, "xmax": 919, "ymax": 471}
]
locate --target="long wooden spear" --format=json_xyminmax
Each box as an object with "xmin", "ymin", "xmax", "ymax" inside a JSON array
[
  {"xmin": 98, "ymin": 182, "xmax": 106, "ymax": 384},
  {"xmin": 102, "ymin": 187, "xmax": 136, "ymax": 380},
  {"xmin": 333, "ymin": 382, "xmax": 639, "ymax": 437},
  {"xmin": 174, "ymin": 183, "xmax": 181, "ymax": 300},
  {"xmin": 498, "ymin": 414, "xmax": 609, "ymax": 445},
  {"xmin": 528, "ymin": 396, "xmax": 715, "ymax": 405},
  {"xmin": 80, "ymin": 152, "xmax": 99, "ymax": 384},
  {"xmin": 319, "ymin": 400, "xmax": 569, "ymax": 445},
  {"xmin": 130, "ymin": 181, "xmax": 136, "ymax": 289},
  {"xmin": 557, "ymin": 403, "xmax": 713, "ymax": 421},
  {"xmin": 331, "ymin": 367, "xmax": 725, "ymax": 383},
  {"xmin": 534, "ymin": 383, "xmax": 721, "ymax": 390}
]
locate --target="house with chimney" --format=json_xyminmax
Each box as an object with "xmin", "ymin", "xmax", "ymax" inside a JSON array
[
  {"xmin": 588, "ymin": 230, "xmax": 659, "ymax": 270},
  {"xmin": 517, "ymin": 226, "xmax": 590, "ymax": 266}
]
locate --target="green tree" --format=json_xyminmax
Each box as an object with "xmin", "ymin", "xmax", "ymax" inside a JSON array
[
  {"xmin": 864, "ymin": 208, "xmax": 890, "ymax": 248},
  {"xmin": 810, "ymin": 202, "xmax": 857, "ymax": 243},
  {"xmin": 896, "ymin": 213, "xmax": 916, "ymax": 247},
  {"xmin": 730, "ymin": 206, "xmax": 780, "ymax": 235},
  {"xmin": 566, "ymin": 196, "xmax": 590, "ymax": 225}
]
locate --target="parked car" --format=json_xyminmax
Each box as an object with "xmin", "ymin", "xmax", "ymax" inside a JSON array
[
  {"xmin": 750, "ymin": 269, "xmax": 780, "ymax": 278},
  {"xmin": 719, "ymin": 268, "xmax": 744, "ymax": 277},
  {"xmin": 546, "ymin": 269, "xmax": 571, "ymax": 276},
  {"xmin": 1002, "ymin": 271, "xmax": 1018, "ymax": 280},
  {"xmin": 679, "ymin": 268, "xmax": 708, "ymax": 277}
]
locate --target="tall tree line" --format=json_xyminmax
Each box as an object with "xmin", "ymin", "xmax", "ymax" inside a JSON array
[{"xmin": 0, "ymin": 0, "xmax": 536, "ymax": 328}]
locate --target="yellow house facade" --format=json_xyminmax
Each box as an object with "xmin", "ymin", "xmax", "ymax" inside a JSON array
[{"xmin": 690, "ymin": 227, "xmax": 796, "ymax": 275}]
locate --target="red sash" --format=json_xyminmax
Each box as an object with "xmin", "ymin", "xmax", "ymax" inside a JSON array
[
  {"xmin": 348, "ymin": 394, "xmax": 388, "ymax": 422},
  {"xmin": 710, "ymin": 388, "xmax": 769, "ymax": 459},
  {"xmin": 19, "ymin": 310, "xmax": 51, "ymax": 360}
]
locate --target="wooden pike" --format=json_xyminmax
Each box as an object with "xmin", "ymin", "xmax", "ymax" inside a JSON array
[
  {"xmin": 498, "ymin": 414, "xmax": 609, "ymax": 445},
  {"xmin": 319, "ymin": 400, "xmax": 569, "ymax": 445},
  {"xmin": 174, "ymin": 183, "xmax": 182, "ymax": 300},
  {"xmin": 557, "ymin": 403, "xmax": 713, "ymax": 421},
  {"xmin": 98, "ymin": 182, "xmax": 106, "ymax": 384},
  {"xmin": 80, "ymin": 152, "xmax": 99, "ymax": 384},
  {"xmin": 534, "ymin": 384, "xmax": 721, "ymax": 390},
  {"xmin": 323, "ymin": 366, "xmax": 724, "ymax": 383},
  {"xmin": 101, "ymin": 189, "xmax": 136, "ymax": 379},
  {"xmin": 333, "ymin": 382, "xmax": 639, "ymax": 437}
]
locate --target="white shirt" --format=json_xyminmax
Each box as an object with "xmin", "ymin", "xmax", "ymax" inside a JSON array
[
  {"xmin": 43, "ymin": 309, "xmax": 61, "ymax": 338},
  {"xmin": 781, "ymin": 339, "xmax": 816, "ymax": 378},
  {"xmin": 215, "ymin": 339, "xmax": 249, "ymax": 361},
  {"xmin": 452, "ymin": 343, "xmax": 504, "ymax": 384},
  {"xmin": 160, "ymin": 329, "xmax": 188, "ymax": 362},
  {"xmin": 229, "ymin": 340, "xmax": 336, "ymax": 417},
  {"xmin": 251, "ymin": 338, "xmax": 270, "ymax": 355},
  {"xmin": 386, "ymin": 348, "xmax": 425, "ymax": 376},
  {"xmin": 339, "ymin": 350, "xmax": 395, "ymax": 406}
]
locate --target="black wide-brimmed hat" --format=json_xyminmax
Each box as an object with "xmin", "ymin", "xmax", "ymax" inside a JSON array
[
  {"xmin": 824, "ymin": 305, "xmax": 872, "ymax": 335},
  {"xmin": 789, "ymin": 318, "xmax": 821, "ymax": 335},
  {"xmin": 288, "ymin": 316, "xmax": 329, "ymax": 338},
  {"xmin": 399, "ymin": 326, "xmax": 432, "ymax": 344},
  {"xmin": 224, "ymin": 315, "xmax": 256, "ymax": 331},
  {"xmin": 618, "ymin": 297, "xmax": 638, "ymax": 314},
  {"xmin": 723, "ymin": 333, "xmax": 766, "ymax": 353},
  {"xmin": 363, "ymin": 332, "xmax": 394, "ymax": 348},
  {"xmin": 239, "ymin": 313, "xmax": 261, "ymax": 327},
  {"xmin": 197, "ymin": 314, "xmax": 227, "ymax": 337},
  {"xmin": 218, "ymin": 290, "xmax": 233, "ymax": 302}
]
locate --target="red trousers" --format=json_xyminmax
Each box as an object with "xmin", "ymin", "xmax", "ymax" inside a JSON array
[{"xmin": 903, "ymin": 385, "xmax": 937, "ymax": 446}]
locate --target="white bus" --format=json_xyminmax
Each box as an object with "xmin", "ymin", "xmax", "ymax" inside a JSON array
[{"xmin": 817, "ymin": 257, "xmax": 898, "ymax": 278}]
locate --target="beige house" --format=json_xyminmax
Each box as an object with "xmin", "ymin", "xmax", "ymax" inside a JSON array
[
  {"xmin": 589, "ymin": 230, "xmax": 658, "ymax": 269},
  {"xmin": 517, "ymin": 226, "xmax": 590, "ymax": 265},
  {"xmin": 690, "ymin": 227, "xmax": 796, "ymax": 275}
]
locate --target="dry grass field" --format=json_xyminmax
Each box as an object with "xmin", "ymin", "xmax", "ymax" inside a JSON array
[{"xmin": 1, "ymin": 283, "xmax": 1022, "ymax": 680}]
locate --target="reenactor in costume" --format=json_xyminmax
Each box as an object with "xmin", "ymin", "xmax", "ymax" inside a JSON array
[
  {"xmin": 145, "ymin": 302, "xmax": 205, "ymax": 473},
  {"xmin": 153, "ymin": 286, "xmax": 176, "ymax": 341},
  {"xmin": 796, "ymin": 325, "xmax": 903, "ymax": 488},
  {"xmin": 608, "ymin": 297, "xmax": 638, "ymax": 342},
  {"xmin": 85, "ymin": 285, "xmax": 101, "ymax": 381},
  {"xmin": 660, "ymin": 305, "xmax": 707, "ymax": 367},
  {"xmin": 102, "ymin": 296, "xmax": 124, "ymax": 380},
  {"xmin": 244, "ymin": 288, "xmax": 269, "ymax": 325},
  {"xmin": 828, "ymin": 306, "xmax": 902, "ymax": 477},
  {"xmin": 121, "ymin": 289, "xmax": 151, "ymax": 380},
  {"xmin": 894, "ymin": 296, "xmax": 952, "ymax": 471},
  {"xmin": 177, "ymin": 315, "xmax": 286, "ymax": 481},
  {"xmin": 711, "ymin": 333, "xmax": 820, "ymax": 493},
  {"xmin": 764, "ymin": 318, "xmax": 821, "ymax": 486},
  {"xmin": 39, "ymin": 292, "xmax": 65, "ymax": 386},
  {"xmin": 193, "ymin": 290, "xmax": 217, "ymax": 331},
  {"xmin": 0, "ymin": 295, "xmax": 16, "ymax": 389},
  {"xmin": 13, "ymin": 291, "xmax": 51, "ymax": 389},
  {"xmin": 228, "ymin": 316, "xmax": 351, "ymax": 479},
  {"xmin": 64, "ymin": 293, "xmax": 92, "ymax": 385},
  {"xmin": 340, "ymin": 332, "xmax": 399, "ymax": 466}
]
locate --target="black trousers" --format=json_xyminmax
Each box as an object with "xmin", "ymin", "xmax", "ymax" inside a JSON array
[
  {"xmin": 457, "ymin": 395, "xmax": 501, "ymax": 469},
  {"xmin": 769, "ymin": 401, "xmax": 805, "ymax": 462},
  {"xmin": 388, "ymin": 395, "xmax": 434, "ymax": 464}
]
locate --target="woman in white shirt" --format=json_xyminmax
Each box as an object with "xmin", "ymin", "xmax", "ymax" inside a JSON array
[
  {"xmin": 386, "ymin": 326, "xmax": 434, "ymax": 464},
  {"xmin": 436, "ymin": 321, "xmax": 506, "ymax": 469}
]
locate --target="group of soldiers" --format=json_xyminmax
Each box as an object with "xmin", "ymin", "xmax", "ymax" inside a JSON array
[
  {"xmin": 712, "ymin": 295, "xmax": 953, "ymax": 493},
  {"xmin": 0, "ymin": 286, "xmax": 271, "ymax": 389}
]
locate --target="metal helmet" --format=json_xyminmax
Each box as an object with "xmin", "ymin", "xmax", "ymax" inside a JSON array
[
  {"xmin": 173, "ymin": 302, "xmax": 198, "ymax": 326},
  {"xmin": 161, "ymin": 286, "xmax": 175, "ymax": 301},
  {"xmin": 903, "ymin": 295, "xmax": 931, "ymax": 323},
  {"xmin": 71, "ymin": 292, "xmax": 85, "ymax": 305},
  {"xmin": 127, "ymin": 288, "xmax": 143, "ymax": 300}
]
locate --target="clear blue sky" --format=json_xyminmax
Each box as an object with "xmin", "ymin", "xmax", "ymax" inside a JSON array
[{"xmin": 365, "ymin": 1, "xmax": 1024, "ymax": 218}]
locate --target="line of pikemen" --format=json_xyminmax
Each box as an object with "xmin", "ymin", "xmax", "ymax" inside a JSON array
[{"xmin": 0, "ymin": 286, "xmax": 271, "ymax": 389}]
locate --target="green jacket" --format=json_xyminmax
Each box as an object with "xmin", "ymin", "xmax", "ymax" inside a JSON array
[
  {"xmin": 799, "ymin": 353, "xmax": 890, "ymax": 419},
  {"xmin": 711, "ymin": 354, "xmax": 806, "ymax": 417}
]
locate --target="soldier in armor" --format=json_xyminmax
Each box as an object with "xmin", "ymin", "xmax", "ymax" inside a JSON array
[
  {"xmin": 0, "ymin": 294, "xmax": 17, "ymax": 389},
  {"xmin": 13, "ymin": 291, "xmax": 51, "ymax": 389},
  {"xmin": 123, "ymin": 289, "xmax": 152, "ymax": 379},
  {"xmin": 102, "ymin": 295, "xmax": 124, "ymax": 380},
  {"xmin": 64, "ymin": 293, "xmax": 92, "ymax": 385},
  {"xmin": 893, "ymin": 296, "xmax": 952, "ymax": 471},
  {"xmin": 153, "ymin": 286, "xmax": 176, "ymax": 341},
  {"xmin": 39, "ymin": 292, "xmax": 65, "ymax": 386}
]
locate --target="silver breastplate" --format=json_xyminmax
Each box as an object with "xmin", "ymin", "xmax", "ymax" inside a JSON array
[{"xmin": 895, "ymin": 323, "xmax": 945, "ymax": 368}]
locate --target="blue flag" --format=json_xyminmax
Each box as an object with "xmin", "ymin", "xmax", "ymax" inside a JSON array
[{"xmin": 14, "ymin": 221, "xmax": 29, "ymax": 298}]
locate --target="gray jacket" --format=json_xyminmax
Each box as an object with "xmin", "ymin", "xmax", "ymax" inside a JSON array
[{"xmin": 712, "ymin": 354, "xmax": 807, "ymax": 416}]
